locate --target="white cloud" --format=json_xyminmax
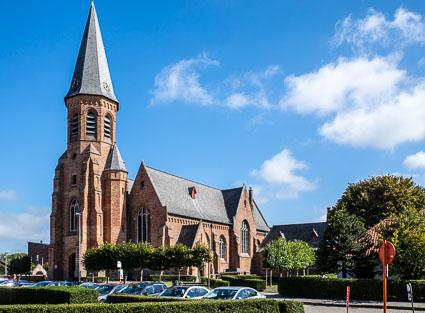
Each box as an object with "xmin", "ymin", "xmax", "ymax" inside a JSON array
[
  {"xmin": 282, "ymin": 55, "xmax": 425, "ymax": 149},
  {"xmin": 403, "ymin": 151, "xmax": 425, "ymax": 170},
  {"xmin": 150, "ymin": 53, "xmax": 218, "ymax": 106},
  {"xmin": 0, "ymin": 190, "xmax": 17, "ymax": 201},
  {"xmin": 334, "ymin": 8, "xmax": 425, "ymax": 51},
  {"xmin": 251, "ymin": 149, "xmax": 316, "ymax": 199},
  {"xmin": 0, "ymin": 208, "xmax": 49, "ymax": 243}
]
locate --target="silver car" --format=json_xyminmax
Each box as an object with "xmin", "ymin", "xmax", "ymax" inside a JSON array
[
  {"xmin": 98, "ymin": 284, "xmax": 127, "ymax": 303},
  {"xmin": 158, "ymin": 286, "xmax": 210, "ymax": 299},
  {"xmin": 203, "ymin": 286, "xmax": 266, "ymax": 300}
]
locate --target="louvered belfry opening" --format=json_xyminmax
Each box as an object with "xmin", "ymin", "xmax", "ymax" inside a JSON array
[
  {"xmin": 104, "ymin": 115, "xmax": 111, "ymax": 139},
  {"xmin": 71, "ymin": 114, "xmax": 78, "ymax": 137},
  {"xmin": 86, "ymin": 112, "xmax": 97, "ymax": 138}
]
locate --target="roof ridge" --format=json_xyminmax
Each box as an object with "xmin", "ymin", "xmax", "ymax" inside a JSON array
[
  {"xmin": 145, "ymin": 165, "xmax": 226, "ymax": 191},
  {"xmin": 274, "ymin": 222, "xmax": 327, "ymax": 227}
]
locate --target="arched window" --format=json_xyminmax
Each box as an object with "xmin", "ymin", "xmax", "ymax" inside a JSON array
[
  {"xmin": 86, "ymin": 112, "xmax": 97, "ymax": 137},
  {"xmin": 241, "ymin": 221, "xmax": 250, "ymax": 254},
  {"xmin": 137, "ymin": 208, "xmax": 150, "ymax": 243},
  {"xmin": 218, "ymin": 236, "xmax": 226, "ymax": 260},
  {"xmin": 104, "ymin": 115, "xmax": 111, "ymax": 139},
  {"xmin": 71, "ymin": 114, "xmax": 78, "ymax": 136},
  {"xmin": 70, "ymin": 199, "xmax": 79, "ymax": 232}
]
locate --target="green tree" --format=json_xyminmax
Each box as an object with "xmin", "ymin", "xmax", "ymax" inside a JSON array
[
  {"xmin": 332, "ymin": 175, "xmax": 425, "ymax": 228},
  {"xmin": 9, "ymin": 254, "xmax": 31, "ymax": 275},
  {"xmin": 291, "ymin": 240, "xmax": 315, "ymax": 275},
  {"xmin": 379, "ymin": 209, "xmax": 425, "ymax": 279},
  {"xmin": 168, "ymin": 243, "xmax": 191, "ymax": 282},
  {"xmin": 189, "ymin": 242, "xmax": 212, "ymax": 282},
  {"xmin": 317, "ymin": 210, "xmax": 375, "ymax": 278},
  {"xmin": 136, "ymin": 242, "xmax": 154, "ymax": 282},
  {"xmin": 116, "ymin": 242, "xmax": 140, "ymax": 282},
  {"xmin": 83, "ymin": 243, "xmax": 118, "ymax": 283},
  {"xmin": 150, "ymin": 245, "xmax": 172, "ymax": 281}
]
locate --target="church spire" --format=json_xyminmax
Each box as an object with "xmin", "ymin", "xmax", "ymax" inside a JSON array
[{"xmin": 65, "ymin": 2, "xmax": 118, "ymax": 103}]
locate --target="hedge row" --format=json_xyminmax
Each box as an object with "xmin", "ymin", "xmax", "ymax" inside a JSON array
[
  {"xmin": 200, "ymin": 277, "xmax": 230, "ymax": 288},
  {"xmin": 0, "ymin": 299, "xmax": 304, "ymax": 313},
  {"xmin": 221, "ymin": 275, "xmax": 267, "ymax": 291},
  {"xmin": 82, "ymin": 277, "xmax": 107, "ymax": 283},
  {"xmin": 278, "ymin": 277, "xmax": 425, "ymax": 301},
  {"xmin": 108, "ymin": 295, "xmax": 188, "ymax": 303},
  {"xmin": 149, "ymin": 275, "xmax": 196, "ymax": 282},
  {"xmin": 0, "ymin": 287, "xmax": 98, "ymax": 305}
]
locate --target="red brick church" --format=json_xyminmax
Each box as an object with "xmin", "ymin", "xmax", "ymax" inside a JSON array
[{"xmin": 48, "ymin": 3, "xmax": 270, "ymax": 280}]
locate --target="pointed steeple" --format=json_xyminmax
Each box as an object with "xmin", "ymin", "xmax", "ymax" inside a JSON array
[
  {"xmin": 105, "ymin": 144, "xmax": 127, "ymax": 172},
  {"xmin": 66, "ymin": 2, "xmax": 118, "ymax": 103}
]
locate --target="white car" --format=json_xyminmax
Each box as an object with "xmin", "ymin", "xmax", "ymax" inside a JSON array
[
  {"xmin": 203, "ymin": 286, "xmax": 266, "ymax": 300},
  {"xmin": 97, "ymin": 284, "xmax": 127, "ymax": 303},
  {"xmin": 158, "ymin": 286, "xmax": 210, "ymax": 299}
]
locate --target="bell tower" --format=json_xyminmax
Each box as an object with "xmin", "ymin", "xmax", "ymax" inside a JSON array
[{"xmin": 49, "ymin": 2, "xmax": 127, "ymax": 280}]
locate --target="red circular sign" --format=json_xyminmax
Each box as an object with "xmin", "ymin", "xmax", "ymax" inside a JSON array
[{"xmin": 378, "ymin": 241, "xmax": 396, "ymax": 265}]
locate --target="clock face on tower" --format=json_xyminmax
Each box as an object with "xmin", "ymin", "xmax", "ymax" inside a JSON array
[{"xmin": 103, "ymin": 81, "xmax": 111, "ymax": 92}]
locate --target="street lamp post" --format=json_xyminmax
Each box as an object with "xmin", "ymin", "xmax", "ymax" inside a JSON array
[{"xmin": 75, "ymin": 211, "xmax": 82, "ymax": 282}]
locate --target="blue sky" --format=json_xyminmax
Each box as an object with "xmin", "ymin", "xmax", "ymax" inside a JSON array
[{"xmin": 1, "ymin": 0, "xmax": 425, "ymax": 253}]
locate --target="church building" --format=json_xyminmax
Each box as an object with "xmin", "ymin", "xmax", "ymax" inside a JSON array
[{"xmin": 49, "ymin": 3, "xmax": 270, "ymax": 280}]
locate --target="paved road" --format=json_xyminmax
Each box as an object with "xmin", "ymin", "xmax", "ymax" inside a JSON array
[{"xmin": 304, "ymin": 304, "xmax": 414, "ymax": 313}]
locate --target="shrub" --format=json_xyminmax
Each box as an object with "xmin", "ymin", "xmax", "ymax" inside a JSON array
[
  {"xmin": 221, "ymin": 275, "xmax": 266, "ymax": 291},
  {"xmin": 278, "ymin": 277, "xmax": 425, "ymax": 301},
  {"xmin": 149, "ymin": 274, "xmax": 196, "ymax": 282},
  {"xmin": 82, "ymin": 276, "xmax": 107, "ymax": 283},
  {"xmin": 0, "ymin": 299, "xmax": 304, "ymax": 313},
  {"xmin": 200, "ymin": 277, "xmax": 230, "ymax": 288},
  {"xmin": 0, "ymin": 287, "xmax": 98, "ymax": 305},
  {"xmin": 107, "ymin": 295, "xmax": 188, "ymax": 303}
]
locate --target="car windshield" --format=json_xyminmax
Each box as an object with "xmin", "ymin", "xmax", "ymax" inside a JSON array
[
  {"xmin": 97, "ymin": 285, "xmax": 114, "ymax": 295},
  {"xmin": 32, "ymin": 281, "xmax": 51, "ymax": 287},
  {"xmin": 120, "ymin": 285, "xmax": 143, "ymax": 295},
  {"xmin": 204, "ymin": 289, "xmax": 238, "ymax": 299},
  {"xmin": 160, "ymin": 287, "xmax": 189, "ymax": 297}
]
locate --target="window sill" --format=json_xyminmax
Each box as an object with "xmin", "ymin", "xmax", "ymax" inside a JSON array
[{"xmin": 239, "ymin": 253, "xmax": 250, "ymax": 258}]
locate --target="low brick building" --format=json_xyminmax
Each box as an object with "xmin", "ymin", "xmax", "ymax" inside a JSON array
[
  {"xmin": 28, "ymin": 241, "xmax": 49, "ymax": 266},
  {"xmin": 49, "ymin": 3, "xmax": 270, "ymax": 280}
]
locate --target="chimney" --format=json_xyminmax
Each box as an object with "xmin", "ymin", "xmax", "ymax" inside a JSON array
[{"xmin": 249, "ymin": 187, "xmax": 253, "ymax": 207}]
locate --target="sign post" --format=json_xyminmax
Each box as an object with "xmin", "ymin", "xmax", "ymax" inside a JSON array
[
  {"xmin": 346, "ymin": 286, "xmax": 350, "ymax": 313},
  {"xmin": 406, "ymin": 283, "xmax": 415, "ymax": 313},
  {"xmin": 378, "ymin": 241, "xmax": 396, "ymax": 313},
  {"xmin": 117, "ymin": 261, "xmax": 122, "ymax": 283}
]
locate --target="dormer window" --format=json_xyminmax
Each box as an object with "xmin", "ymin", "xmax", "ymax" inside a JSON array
[
  {"xmin": 189, "ymin": 186, "xmax": 197, "ymax": 199},
  {"xmin": 86, "ymin": 112, "xmax": 97, "ymax": 137},
  {"xmin": 311, "ymin": 229, "xmax": 319, "ymax": 243}
]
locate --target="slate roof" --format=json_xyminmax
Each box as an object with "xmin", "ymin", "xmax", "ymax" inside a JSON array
[
  {"xmin": 105, "ymin": 145, "xmax": 127, "ymax": 171},
  {"xmin": 176, "ymin": 224, "xmax": 200, "ymax": 248},
  {"xmin": 128, "ymin": 179, "xmax": 135, "ymax": 193},
  {"xmin": 144, "ymin": 166, "xmax": 269, "ymax": 231},
  {"xmin": 65, "ymin": 2, "xmax": 118, "ymax": 103},
  {"xmin": 259, "ymin": 222, "xmax": 327, "ymax": 251}
]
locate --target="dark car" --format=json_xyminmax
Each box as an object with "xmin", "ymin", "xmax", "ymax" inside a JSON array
[{"xmin": 118, "ymin": 282, "xmax": 167, "ymax": 296}]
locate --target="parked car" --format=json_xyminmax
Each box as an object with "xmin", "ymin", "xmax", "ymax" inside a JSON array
[
  {"xmin": 158, "ymin": 286, "xmax": 209, "ymax": 299},
  {"xmin": 45, "ymin": 281, "xmax": 78, "ymax": 287},
  {"xmin": 30, "ymin": 281, "xmax": 52, "ymax": 287},
  {"xmin": 118, "ymin": 282, "xmax": 167, "ymax": 296},
  {"xmin": 97, "ymin": 284, "xmax": 127, "ymax": 303},
  {"xmin": 0, "ymin": 276, "xmax": 8, "ymax": 282},
  {"xmin": 79, "ymin": 282, "xmax": 99, "ymax": 289},
  {"xmin": 0, "ymin": 280, "xmax": 17, "ymax": 287},
  {"xmin": 203, "ymin": 287, "xmax": 266, "ymax": 300}
]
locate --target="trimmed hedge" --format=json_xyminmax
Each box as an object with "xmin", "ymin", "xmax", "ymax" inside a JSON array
[
  {"xmin": 149, "ymin": 275, "xmax": 196, "ymax": 282},
  {"xmin": 201, "ymin": 277, "xmax": 230, "ymax": 288},
  {"xmin": 0, "ymin": 286, "xmax": 98, "ymax": 304},
  {"xmin": 222, "ymin": 275, "xmax": 267, "ymax": 291},
  {"xmin": 278, "ymin": 277, "xmax": 425, "ymax": 301},
  {"xmin": 0, "ymin": 299, "xmax": 304, "ymax": 313},
  {"xmin": 82, "ymin": 276, "xmax": 107, "ymax": 283},
  {"xmin": 108, "ymin": 295, "xmax": 188, "ymax": 303}
]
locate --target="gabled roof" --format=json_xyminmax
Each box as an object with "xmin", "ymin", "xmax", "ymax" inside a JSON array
[
  {"xmin": 259, "ymin": 222, "xmax": 327, "ymax": 251},
  {"xmin": 105, "ymin": 144, "xmax": 127, "ymax": 171},
  {"xmin": 176, "ymin": 224, "xmax": 200, "ymax": 248},
  {"xmin": 65, "ymin": 2, "xmax": 118, "ymax": 103},
  {"xmin": 145, "ymin": 166, "xmax": 231, "ymax": 224},
  {"xmin": 142, "ymin": 166, "xmax": 270, "ymax": 231}
]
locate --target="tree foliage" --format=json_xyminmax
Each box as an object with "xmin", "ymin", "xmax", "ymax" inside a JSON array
[
  {"xmin": 332, "ymin": 175, "xmax": 425, "ymax": 228},
  {"xmin": 9, "ymin": 254, "xmax": 31, "ymax": 275},
  {"xmin": 317, "ymin": 210, "xmax": 375, "ymax": 278},
  {"xmin": 263, "ymin": 238, "xmax": 315, "ymax": 274}
]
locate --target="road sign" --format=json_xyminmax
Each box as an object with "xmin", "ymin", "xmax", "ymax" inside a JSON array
[
  {"xmin": 378, "ymin": 241, "xmax": 396, "ymax": 265},
  {"xmin": 117, "ymin": 261, "xmax": 122, "ymax": 268}
]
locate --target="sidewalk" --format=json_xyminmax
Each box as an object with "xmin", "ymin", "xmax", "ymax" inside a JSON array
[{"xmin": 263, "ymin": 293, "xmax": 425, "ymax": 311}]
